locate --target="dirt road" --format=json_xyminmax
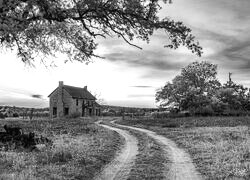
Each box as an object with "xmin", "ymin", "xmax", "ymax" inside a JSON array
[
  {"xmin": 115, "ymin": 122, "xmax": 202, "ymax": 180},
  {"xmin": 94, "ymin": 122, "xmax": 138, "ymax": 180}
]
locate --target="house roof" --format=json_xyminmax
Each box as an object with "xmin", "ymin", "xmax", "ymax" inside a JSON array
[
  {"xmin": 48, "ymin": 85, "xmax": 96, "ymax": 100},
  {"xmin": 94, "ymin": 101, "xmax": 102, "ymax": 107},
  {"xmin": 64, "ymin": 85, "xmax": 96, "ymax": 100}
]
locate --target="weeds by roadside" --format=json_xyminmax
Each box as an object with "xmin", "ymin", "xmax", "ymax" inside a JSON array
[
  {"xmin": 118, "ymin": 117, "xmax": 250, "ymax": 179},
  {"xmin": 158, "ymin": 126, "xmax": 250, "ymax": 179},
  {"xmin": 121, "ymin": 116, "xmax": 250, "ymax": 128},
  {"xmin": 0, "ymin": 118, "xmax": 124, "ymax": 180}
]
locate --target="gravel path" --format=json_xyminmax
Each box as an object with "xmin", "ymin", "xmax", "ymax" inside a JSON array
[
  {"xmin": 94, "ymin": 122, "xmax": 138, "ymax": 180},
  {"xmin": 115, "ymin": 122, "xmax": 202, "ymax": 180}
]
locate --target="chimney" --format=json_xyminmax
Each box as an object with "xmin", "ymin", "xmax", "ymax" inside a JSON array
[
  {"xmin": 59, "ymin": 81, "xmax": 64, "ymax": 87},
  {"xmin": 84, "ymin": 86, "xmax": 87, "ymax": 90}
]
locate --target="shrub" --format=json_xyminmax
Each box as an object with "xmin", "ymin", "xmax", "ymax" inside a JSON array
[
  {"xmin": 102, "ymin": 112, "xmax": 115, "ymax": 116},
  {"xmin": 179, "ymin": 111, "xmax": 190, "ymax": 117},
  {"xmin": 228, "ymin": 109, "xmax": 248, "ymax": 116},
  {"xmin": 51, "ymin": 150, "xmax": 73, "ymax": 163},
  {"xmin": 151, "ymin": 111, "xmax": 189, "ymax": 119},
  {"xmin": 69, "ymin": 111, "xmax": 81, "ymax": 118},
  {"xmin": 13, "ymin": 112, "xmax": 19, "ymax": 117},
  {"xmin": 193, "ymin": 106, "xmax": 215, "ymax": 116},
  {"xmin": 211, "ymin": 101, "xmax": 228, "ymax": 115},
  {"xmin": 162, "ymin": 123, "xmax": 179, "ymax": 128},
  {"xmin": 0, "ymin": 113, "xmax": 5, "ymax": 119},
  {"xmin": 35, "ymin": 111, "xmax": 49, "ymax": 118}
]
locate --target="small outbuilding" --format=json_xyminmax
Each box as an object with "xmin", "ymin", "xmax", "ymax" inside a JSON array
[{"xmin": 48, "ymin": 81, "xmax": 101, "ymax": 118}]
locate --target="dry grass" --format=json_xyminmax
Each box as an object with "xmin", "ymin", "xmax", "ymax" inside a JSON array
[
  {"xmin": 127, "ymin": 130, "xmax": 168, "ymax": 180},
  {"xmin": 118, "ymin": 117, "xmax": 250, "ymax": 179},
  {"xmin": 153, "ymin": 126, "xmax": 250, "ymax": 179},
  {"xmin": 121, "ymin": 116, "xmax": 250, "ymax": 128},
  {"xmin": 0, "ymin": 118, "xmax": 123, "ymax": 180}
]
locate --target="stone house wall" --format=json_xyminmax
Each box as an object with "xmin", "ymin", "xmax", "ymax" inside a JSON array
[
  {"xmin": 49, "ymin": 81, "xmax": 101, "ymax": 118},
  {"xmin": 49, "ymin": 88, "xmax": 74, "ymax": 118}
]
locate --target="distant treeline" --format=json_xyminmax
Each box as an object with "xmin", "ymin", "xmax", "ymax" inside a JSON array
[
  {"xmin": 0, "ymin": 106, "xmax": 49, "ymax": 119},
  {"xmin": 101, "ymin": 105, "xmax": 157, "ymax": 117}
]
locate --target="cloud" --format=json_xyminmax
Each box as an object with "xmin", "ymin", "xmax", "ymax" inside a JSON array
[
  {"xmin": 99, "ymin": 0, "xmax": 250, "ymax": 90},
  {"xmin": 179, "ymin": 10, "xmax": 250, "ymax": 73},
  {"xmin": 108, "ymin": 99, "xmax": 156, "ymax": 108},
  {"xmin": 221, "ymin": 41, "xmax": 250, "ymax": 65},
  {"xmin": 31, "ymin": 94, "xmax": 43, "ymax": 99},
  {"xmin": 0, "ymin": 98, "xmax": 48, "ymax": 108},
  {"xmin": 130, "ymin": 86, "xmax": 153, "ymax": 88},
  {"xmin": 104, "ymin": 48, "xmax": 195, "ymax": 71},
  {"xmin": 164, "ymin": 0, "xmax": 250, "ymax": 36},
  {"xmin": 128, "ymin": 94, "xmax": 155, "ymax": 98}
]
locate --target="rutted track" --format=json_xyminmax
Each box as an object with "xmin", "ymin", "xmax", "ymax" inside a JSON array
[
  {"xmin": 94, "ymin": 122, "xmax": 138, "ymax": 180},
  {"xmin": 114, "ymin": 122, "xmax": 202, "ymax": 180}
]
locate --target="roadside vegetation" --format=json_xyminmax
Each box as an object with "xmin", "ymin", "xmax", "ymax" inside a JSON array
[
  {"xmin": 0, "ymin": 118, "xmax": 123, "ymax": 180},
  {"xmin": 118, "ymin": 116, "xmax": 250, "ymax": 179},
  {"xmin": 120, "ymin": 116, "xmax": 250, "ymax": 128}
]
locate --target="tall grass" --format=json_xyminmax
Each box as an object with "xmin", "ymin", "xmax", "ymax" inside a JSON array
[
  {"xmin": 121, "ymin": 116, "xmax": 250, "ymax": 128},
  {"xmin": 0, "ymin": 118, "xmax": 123, "ymax": 180},
  {"xmin": 161, "ymin": 126, "xmax": 250, "ymax": 179},
  {"xmin": 118, "ymin": 116, "xmax": 250, "ymax": 179}
]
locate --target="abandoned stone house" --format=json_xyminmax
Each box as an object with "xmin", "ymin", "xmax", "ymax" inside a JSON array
[{"xmin": 48, "ymin": 81, "xmax": 101, "ymax": 118}]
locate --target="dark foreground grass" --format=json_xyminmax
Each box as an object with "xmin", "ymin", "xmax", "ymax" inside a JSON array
[
  {"xmin": 102, "ymin": 119, "xmax": 169, "ymax": 180},
  {"xmin": 118, "ymin": 116, "xmax": 250, "ymax": 179},
  {"xmin": 0, "ymin": 118, "xmax": 124, "ymax": 180}
]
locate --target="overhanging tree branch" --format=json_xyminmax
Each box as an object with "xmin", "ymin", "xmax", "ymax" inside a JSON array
[{"xmin": 0, "ymin": 0, "xmax": 202, "ymax": 64}]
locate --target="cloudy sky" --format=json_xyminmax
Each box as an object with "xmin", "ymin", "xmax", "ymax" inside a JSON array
[{"xmin": 1, "ymin": 0, "xmax": 250, "ymax": 108}]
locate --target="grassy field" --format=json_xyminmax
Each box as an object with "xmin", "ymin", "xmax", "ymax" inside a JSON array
[
  {"xmin": 118, "ymin": 116, "xmax": 250, "ymax": 179},
  {"xmin": 0, "ymin": 118, "xmax": 124, "ymax": 180}
]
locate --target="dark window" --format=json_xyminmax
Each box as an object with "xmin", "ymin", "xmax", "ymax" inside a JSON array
[
  {"xmin": 76, "ymin": 99, "xmax": 78, "ymax": 106},
  {"xmin": 89, "ymin": 108, "xmax": 92, "ymax": 116},
  {"xmin": 82, "ymin": 107, "xmax": 85, "ymax": 116},
  {"xmin": 88, "ymin": 101, "xmax": 93, "ymax": 106},
  {"xmin": 53, "ymin": 107, "xmax": 57, "ymax": 116},
  {"xmin": 64, "ymin": 108, "xmax": 69, "ymax": 115}
]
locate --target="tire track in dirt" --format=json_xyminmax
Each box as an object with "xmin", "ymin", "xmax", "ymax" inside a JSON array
[
  {"xmin": 114, "ymin": 122, "xmax": 202, "ymax": 180},
  {"xmin": 94, "ymin": 122, "xmax": 138, "ymax": 180}
]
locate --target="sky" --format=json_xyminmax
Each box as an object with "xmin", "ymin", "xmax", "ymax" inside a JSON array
[{"xmin": 1, "ymin": 0, "xmax": 250, "ymax": 108}]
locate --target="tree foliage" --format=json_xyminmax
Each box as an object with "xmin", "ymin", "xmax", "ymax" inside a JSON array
[
  {"xmin": 0, "ymin": 0, "xmax": 202, "ymax": 64},
  {"xmin": 156, "ymin": 61, "xmax": 220, "ymax": 111},
  {"xmin": 156, "ymin": 61, "xmax": 250, "ymax": 116},
  {"xmin": 217, "ymin": 81, "xmax": 250, "ymax": 111}
]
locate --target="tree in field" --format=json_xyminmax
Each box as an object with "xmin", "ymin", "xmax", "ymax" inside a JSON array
[
  {"xmin": 216, "ymin": 79, "xmax": 250, "ymax": 111},
  {"xmin": 0, "ymin": 0, "xmax": 202, "ymax": 64},
  {"xmin": 156, "ymin": 61, "xmax": 220, "ymax": 112}
]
